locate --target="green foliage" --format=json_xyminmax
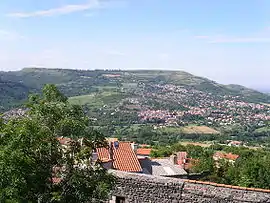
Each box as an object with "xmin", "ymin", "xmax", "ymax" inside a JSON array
[
  {"xmin": 1, "ymin": 68, "xmax": 270, "ymax": 113},
  {"xmin": 69, "ymin": 91, "xmax": 128, "ymax": 110},
  {"xmin": 0, "ymin": 84, "xmax": 115, "ymax": 203},
  {"xmin": 42, "ymin": 84, "xmax": 68, "ymax": 103},
  {"xmin": 1, "ymin": 68, "xmax": 270, "ymax": 146},
  {"xmin": 254, "ymin": 127, "xmax": 270, "ymax": 136},
  {"xmin": 0, "ymin": 80, "xmax": 30, "ymax": 111},
  {"xmin": 152, "ymin": 142, "xmax": 270, "ymax": 189},
  {"xmin": 0, "ymin": 118, "xmax": 58, "ymax": 202}
]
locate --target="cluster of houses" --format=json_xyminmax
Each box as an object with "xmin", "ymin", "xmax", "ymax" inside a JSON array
[
  {"xmin": 135, "ymin": 84, "xmax": 270, "ymax": 127},
  {"xmin": 57, "ymin": 137, "xmax": 240, "ymax": 180},
  {"xmin": 138, "ymin": 110, "xmax": 178, "ymax": 124},
  {"xmin": 213, "ymin": 152, "xmax": 239, "ymax": 164},
  {"xmin": 95, "ymin": 138, "xmax": 188, "ymax": 178}
]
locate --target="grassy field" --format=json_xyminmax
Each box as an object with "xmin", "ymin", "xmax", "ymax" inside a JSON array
[
  {"xmin": 157, "ymin": 125, "xmax": 220, "ymax": 135},
  {"xmin": 158, "ymin": 126, "xmax": 183, "ymax": 134},
  {"xmin": 69, "ymin": 94, "xmax": 96, "ymax": 106},
  {"xmin": 69, "ymin": 91, "xmax": 128, "ymax": 108},
  {"xmin": 182, "ymin": 125, "xmax": 220, "ymax": 134},
  {"xmin": 181, "ymin": 141, "xmax": 212, "ymax": 147},
  {"xmin": 93, "ymin": 85, "xmax": 118, "ymax": 91},
  {"xmin": 254, "ymin": 126, "xmax": 270, "ymax": 133},
  {"xmin": 122, "ymin": 83, "xmax": 138, "ymax": 89}
]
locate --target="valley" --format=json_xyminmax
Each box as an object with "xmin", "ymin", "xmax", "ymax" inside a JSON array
[{"xmin": 1, "ymin": 68, "xmax": 270, "ymax": 146}]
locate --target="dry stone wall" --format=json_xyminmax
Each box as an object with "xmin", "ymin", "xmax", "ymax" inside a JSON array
[{"xmin": 109, "ymin": 170, "xmax": 270, "ymax": 203}]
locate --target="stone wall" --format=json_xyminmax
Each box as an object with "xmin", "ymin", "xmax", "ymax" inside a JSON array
[{"xmin": 109, "ymin": 170, "xmax": 270, "ymax": 203}]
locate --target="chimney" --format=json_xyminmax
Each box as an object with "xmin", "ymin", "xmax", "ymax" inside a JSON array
[
  {"xmin": 91, "ymin": 150, "xmax": 98, "ymax": 163},
  {"xmin": 170, "ymin": 154, "xmax": 177, "ymax": 165},
  {"xmin": 109, "ymin": 142, "xmax": 114, "ymax": 160},
  {"xmin": 131, "ymin": 142, "xmax": 138, "ymax": 154}
]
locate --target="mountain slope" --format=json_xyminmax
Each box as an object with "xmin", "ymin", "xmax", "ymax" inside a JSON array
[
  {"xmin": 0, "ymin": 68, "xmax": 269, "ymax": 111},
  {"xmin": 224, "ymin": 84, "xmax": 269, "ymax": 103},
  {"xmin": 0, "ymin": 79, "xmax": 30, "ymax": 111}
]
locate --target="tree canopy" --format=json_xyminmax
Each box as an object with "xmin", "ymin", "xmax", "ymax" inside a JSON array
[
  {"xmin": 151, "ymin": 142, "xmax": 270, "ymax": 189},
  {"xmin": 0, "ymin": 84, "xmax": 115, "ymax": 203}
]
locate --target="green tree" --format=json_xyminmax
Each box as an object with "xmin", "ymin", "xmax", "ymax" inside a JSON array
[{"xmin": 0, "ymin": 84, "xmax": 115, "ymax": 203}]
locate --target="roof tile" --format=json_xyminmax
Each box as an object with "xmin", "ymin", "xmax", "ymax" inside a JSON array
[
  {"xmin": 97, "ymin": 142, "xmax": 142, "ymax": 172},
  {"xmin": 137, "ymin": 148, "xmax": 152, "ymax": 156}
]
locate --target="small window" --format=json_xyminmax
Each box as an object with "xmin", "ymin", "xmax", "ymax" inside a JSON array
[{"xmin": 116, "ymin": 196, "xmax": 125, "ymax": 203}]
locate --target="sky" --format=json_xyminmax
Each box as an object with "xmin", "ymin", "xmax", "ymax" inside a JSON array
[{"xmin": 0, "ymin": 0, "xmax": 269, "ymax": 89}]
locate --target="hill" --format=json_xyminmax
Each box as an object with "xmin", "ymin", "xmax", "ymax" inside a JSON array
[
  {"xmin": 1, "ymin": 68, "xmax": 269, "ymax": 111},
  {"xmin": 1, "ymin": 67, "xmax": 270, "ymax": 145},
  {"xmin": 225, "ymin": 84, "xmax": 270, "ymax": 103},
  {"xmin": 0, "ymin": 80, "xmax": 30, "ymax": 111}
]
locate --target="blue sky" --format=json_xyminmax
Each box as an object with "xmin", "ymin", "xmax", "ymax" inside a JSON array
[{"xmin": 0, "ymin": 0, "xmax": 269, "ymax": 89}]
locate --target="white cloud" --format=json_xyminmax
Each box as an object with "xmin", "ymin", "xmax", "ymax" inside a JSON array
[
  {"xmin": 195, "ymin": 34, "xmax": 270, "ymax": 43},
  {"xmin": 209, "ymin": 37, "xmax": 270, "ymax": 43},
  {"xmin": 0, "ymin": 30, "xmax": 25, "ymax": 40},
  {"xmin": 0, "ymin": 30, "xmax": 11, "ymax": 36},
  {"xmin": 7, "ymin": 0, "xmax": 108, "ymax": 18}
]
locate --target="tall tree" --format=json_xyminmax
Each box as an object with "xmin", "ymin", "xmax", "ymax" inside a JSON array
[{"xmin": 0, "ymin": 84, "xmax": 115, "ymax": 203}]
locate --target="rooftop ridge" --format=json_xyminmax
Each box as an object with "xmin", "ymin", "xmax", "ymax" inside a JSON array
[
  {"xmin": 110, "ymin": 170, "xmax": 270, "ymax": 193},
  {"xmin": 183, "ymin": 179, "xmax": 270, "ymax": 193}
]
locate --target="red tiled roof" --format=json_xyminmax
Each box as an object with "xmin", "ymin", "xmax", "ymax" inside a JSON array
[
  {"xmin": 137, "ymin": 148, "xmax": 152, "ymax": 156},
  {"xmin": 230, "ymin": 141, "xmax": 242, "ymax": 144},
  {"xmin": 214, "ymin": 152, "xmax": 239, "ymax": 161},
  {"xmin": 97, "ymin": 142, "xmax": 142, "ymax": 172},
  {"xmin": 52, "ymin": 177, "xmax": 62, "ymax": 184},
  {"xmin": 57, "ymin": 137, "xmax": 72, "ymax": 145}
]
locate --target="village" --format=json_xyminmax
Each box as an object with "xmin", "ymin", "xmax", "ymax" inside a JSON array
[
  {"xmin": 130, "ymin": 84, "xmax": 270, "ymax": 127},
  {"xmin": 55, "ymin": 136, "xmax": 270, "ymax": 203},
  {"xmin": 57, "ymin": 137, "xmax": 240, "ymax": 180}
]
